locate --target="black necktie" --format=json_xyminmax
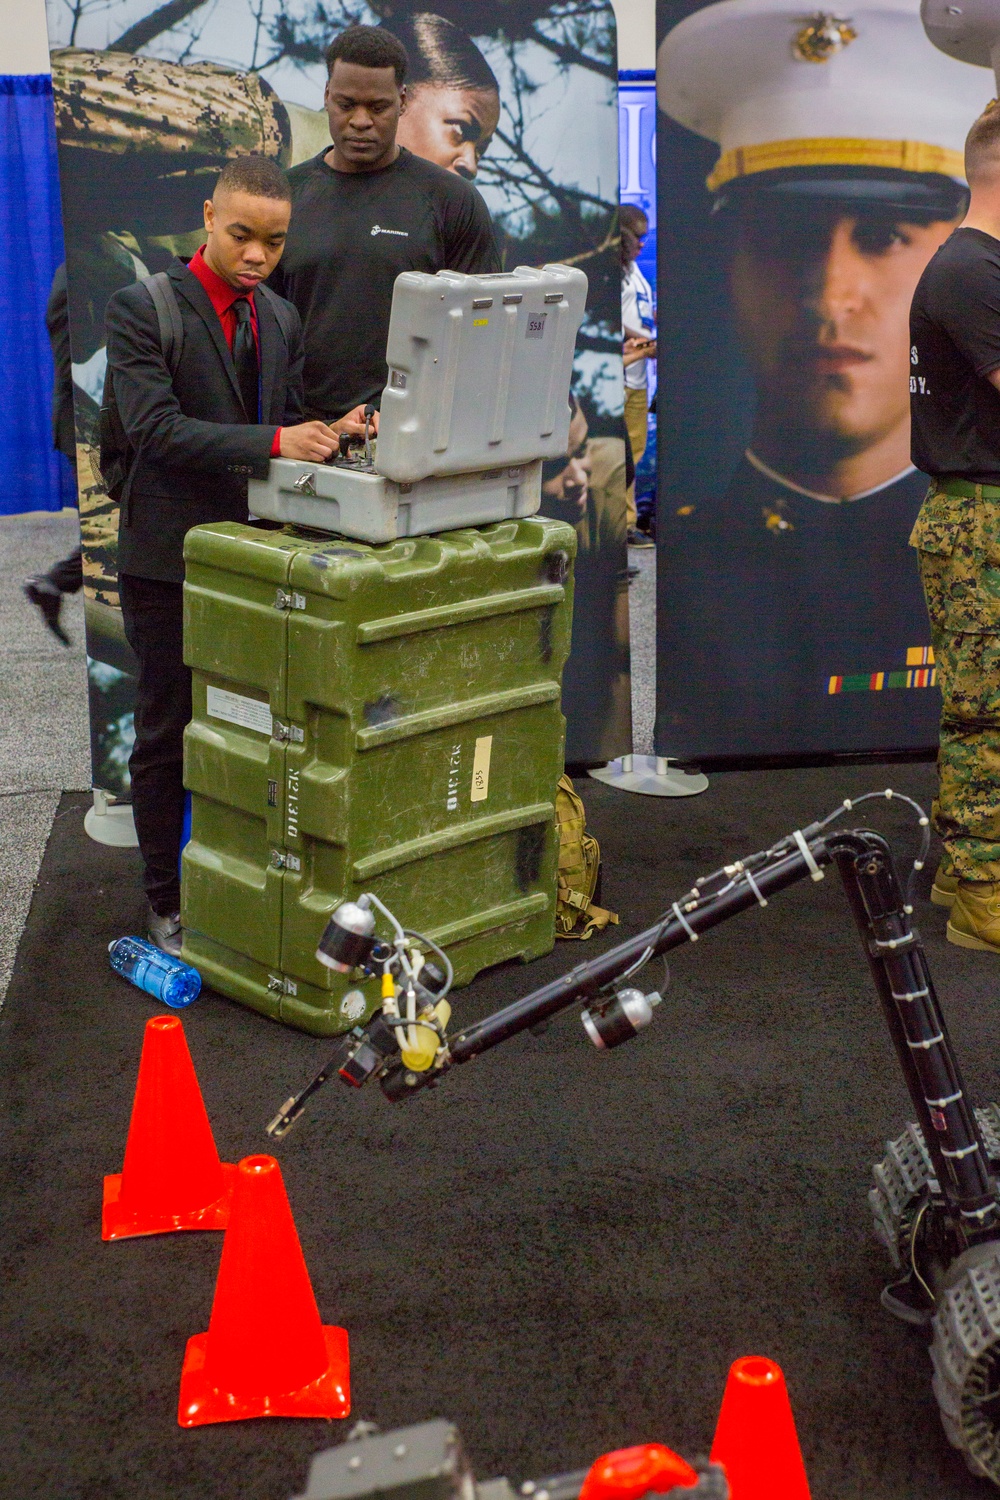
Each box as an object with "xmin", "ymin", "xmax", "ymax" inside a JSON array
[{"xmin": 232, "ymin": 295, "xmax": 259, "ymax": 421}]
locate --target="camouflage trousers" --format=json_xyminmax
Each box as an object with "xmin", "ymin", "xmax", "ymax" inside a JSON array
[{"xmin": 917, "ymin": 549, "xmax": 1000, "ymax": 881}]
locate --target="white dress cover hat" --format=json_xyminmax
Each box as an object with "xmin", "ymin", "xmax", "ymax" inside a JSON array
[{"xmin": 657, "ymin": 0, "xmax": 994, "ymax": 192}]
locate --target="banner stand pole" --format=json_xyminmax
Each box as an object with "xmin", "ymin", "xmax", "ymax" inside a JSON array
[
  {"xmin": 84, "ymin": 789, "xmax": 139, "ymax": 847},
  {"xmin": 588, "ymin": 754, "xmax": 708, "ymax": 797}
]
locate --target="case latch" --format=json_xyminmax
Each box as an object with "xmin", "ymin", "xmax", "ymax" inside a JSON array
[
  {"xmin": 269, "ymin": 850, "xmax": 302, "ymax": 871},
  {"xmin": 272, "ymin": 719, "xmax": 305, "ymax": 743},
  {"xmin": 274, "ymin": 588, "xmax": 307, "ymax": 611}
]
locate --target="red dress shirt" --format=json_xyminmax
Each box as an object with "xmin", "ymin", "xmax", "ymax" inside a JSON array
[{"xmin": 188, "ymin": 247, "xmax": 282, "ymax": 457}]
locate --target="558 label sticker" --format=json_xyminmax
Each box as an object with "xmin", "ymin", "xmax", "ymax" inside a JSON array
[
  {"xmin": 471, "ymin": 736, "xmax": 493, "ymax": 803},
  {"xmin": 445, "ymin": 737, "xmax": 494, "ymax": 810}
]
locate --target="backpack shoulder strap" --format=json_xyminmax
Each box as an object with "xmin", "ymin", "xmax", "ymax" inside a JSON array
[
  {"xmin": 142, "ymin": 271, "xmax": 184, "ymax": 375},
  {"xmin": 256, "ymin": 281, "xmax": 296, "ymax": 347}
]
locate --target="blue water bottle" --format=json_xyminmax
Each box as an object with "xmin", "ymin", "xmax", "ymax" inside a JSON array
[{"xmin": 108, "ymin": 936, "xmax": 202, "ymax": 1008}]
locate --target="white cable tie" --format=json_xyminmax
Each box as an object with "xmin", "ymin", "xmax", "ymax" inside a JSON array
[
  {"xmin": 792, "ymin": 829, "xmax": 825, "ymax": 881},
  {"xmin": 941, "ymin": 1142, "xmax": 980, "ymax": 1160},
  {"xmin": 672, "ymin": 901, "xmax": 699, "ymax": 942},
  {"xmin": 744, "ymin": 868, "xmax": 768, "ymax": 907}
]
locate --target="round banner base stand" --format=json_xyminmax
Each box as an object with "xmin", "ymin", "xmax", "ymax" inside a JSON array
[
  {"xmin": 588, "ymin": 754, "xmax": 709, "ymax": 798},
  {"xmin": 84, "ymin": 790, "xmax": 138, "ymax": 847}
]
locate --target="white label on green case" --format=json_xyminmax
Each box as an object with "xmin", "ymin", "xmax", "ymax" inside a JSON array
[{"xmin": 206, "ymin": 685, "xmax": 273, "ymax": 737}]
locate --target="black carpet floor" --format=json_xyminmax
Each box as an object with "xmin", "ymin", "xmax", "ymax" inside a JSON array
[{"xmin": 4, "ymin": 767, "xmax": 1000, "ymax": 1500}]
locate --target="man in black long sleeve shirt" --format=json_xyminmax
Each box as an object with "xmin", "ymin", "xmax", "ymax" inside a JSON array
[{"xmin": 270, "ymin": 24, "xmax": 501, "ymax": 420}]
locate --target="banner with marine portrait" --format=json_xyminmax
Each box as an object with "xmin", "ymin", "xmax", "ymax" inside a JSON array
[
  {"xmin": 654, "ymin": 0, "xmax": 994, "ymax": 765},
  {"xmin": 45, "ymin": 0, "xmax": 629, "ymax": 794}
]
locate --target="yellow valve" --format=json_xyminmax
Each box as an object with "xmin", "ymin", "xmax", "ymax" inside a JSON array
[
  {"xmin": 434, "ymin": 998, "xmax": 451, "ymax": 1035},
  {"xmin": 399, "ymin": 999, "xmax": 451, "ymax": 1072},
  {"xmin": 381, "ymin": 970, "xmax": 396, "ymax": 1000}
]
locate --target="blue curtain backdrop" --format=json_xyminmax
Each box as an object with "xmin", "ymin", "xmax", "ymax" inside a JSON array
[
  {"xmin": 618, "ymin": 68, "xmax": 657, "ymax": 514},
  {"xmin": 0, "ymin": 75, "xmax": 76, "ymax": 516}
]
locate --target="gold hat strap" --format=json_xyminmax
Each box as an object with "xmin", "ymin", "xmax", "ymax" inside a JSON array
[{"xmin": 707, "ymin": 137, "xmax": 965, "ymax": 192}]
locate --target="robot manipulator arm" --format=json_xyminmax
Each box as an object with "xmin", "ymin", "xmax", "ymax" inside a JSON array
[
  {"xmin": 267, "ymin": 789, "xmax": 937, "ymax": 1143},
  {"xmin": 266, "ymin": 819, "xmax": 829, "ymax": 1138}
]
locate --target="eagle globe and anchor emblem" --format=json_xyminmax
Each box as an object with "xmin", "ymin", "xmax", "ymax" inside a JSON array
[{"xmin": 793, "ymin": 12, "xmax": 858, "ymax": 60}]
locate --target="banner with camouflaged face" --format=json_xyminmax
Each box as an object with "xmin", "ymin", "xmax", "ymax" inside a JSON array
[
  {"xmin": 654, "ymin": 0, "xmax": 994, "ymax": 767},
  {"xmin": 45, "ymin": 0, "xmax": 630, "ymax": 792}
]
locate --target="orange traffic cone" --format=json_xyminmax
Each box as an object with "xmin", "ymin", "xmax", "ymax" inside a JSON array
[
  {"xmin": 103, "ymin": 1014, "xmax": 236, "ymax": 1240},
  {"xmin": 710, "ymin": 1356, "xmax": 811, "ymax": 1499},
  {"xmin": 578, "ymin": 1443, "xmax": 700, "ymax": 1500},
  {"xmin": 177, "ymin": 1154, "xmax": 350, "ymax": 1426}
]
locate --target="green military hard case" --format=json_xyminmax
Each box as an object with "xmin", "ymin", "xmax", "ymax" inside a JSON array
[{"xmin": 180, "ymin": 517, "xmax": 576, "ymax": 1035}]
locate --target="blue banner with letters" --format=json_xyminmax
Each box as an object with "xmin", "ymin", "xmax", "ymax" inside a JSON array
[{"xmin": 619, "ymin": 68, "xmax": 656, "ymax": 514}]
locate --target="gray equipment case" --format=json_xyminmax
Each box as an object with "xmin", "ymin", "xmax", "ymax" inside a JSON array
[{"xmin": 248, "ymin": 263, "xmax": 588, "ymax": 542}]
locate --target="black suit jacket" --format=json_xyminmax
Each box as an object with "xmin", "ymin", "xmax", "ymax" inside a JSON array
[
  {"xmin": 46, "ymin": 264, "xmax": 76, "ymax": 462},
  {"xmin": 106, "ymin": 257, "xmax": 304, "ymax": 582}
]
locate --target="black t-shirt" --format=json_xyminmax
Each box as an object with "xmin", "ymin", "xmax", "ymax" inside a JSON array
[
  {"xmin": 271, "ymin": 147, "xmax": 501, "ymax": 420},
  {"xmin": 910, "ymin": 227, "xmax": 1000, "ymax": 483}
]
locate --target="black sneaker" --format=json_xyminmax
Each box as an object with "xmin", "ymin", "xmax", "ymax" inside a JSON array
[
  {"xmin": 627, "ymin": 526, "xmax": 654, "ymax": 549},
  {"xmin": 147, "ymin": 906, "xmax": 183, "ymax": 958},
  {"xmin": 23, "ymin": 576, "xmax": 70, "ymax": 646}
]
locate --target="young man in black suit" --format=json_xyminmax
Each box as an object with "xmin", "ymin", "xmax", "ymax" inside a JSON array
[{"xmin": 106, "ymin": 154, "xmax": 366, "ymax": 954}]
